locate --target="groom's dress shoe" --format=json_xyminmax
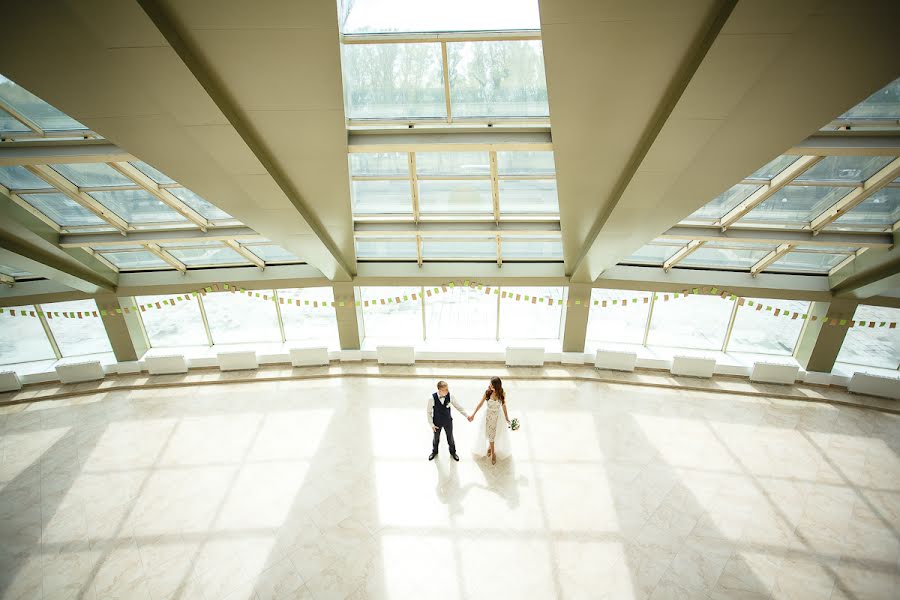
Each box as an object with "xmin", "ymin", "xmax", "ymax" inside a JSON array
[
  {"xmin": 451, "ymin": 453, "xmax": 460, "ymax": 462},
  {"xmin": 428, "ymin": 452, "xmax": 437, "ymax": 461}
]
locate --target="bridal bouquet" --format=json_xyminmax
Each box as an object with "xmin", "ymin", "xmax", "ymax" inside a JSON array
[{"xmin": 509, "ymin": 418, "xmax": 520, "ymax": 431}]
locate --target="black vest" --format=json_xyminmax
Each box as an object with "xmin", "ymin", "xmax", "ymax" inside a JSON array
[{"xmin": 432, "ymin": 392, "xmax": 452, "ymax": 424}]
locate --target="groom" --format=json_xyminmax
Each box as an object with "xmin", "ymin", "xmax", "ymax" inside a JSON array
[{"xmin": 427, "ymin": 380, "xmax": 469, "ymax": 462}]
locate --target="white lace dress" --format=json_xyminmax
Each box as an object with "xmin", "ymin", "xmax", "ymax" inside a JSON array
[{"xmin": 471, "ymin": 396, "xmax": 511, "ymax": 459}]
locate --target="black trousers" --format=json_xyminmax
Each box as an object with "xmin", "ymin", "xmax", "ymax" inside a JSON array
[{"xmin": 432, "ymin": 418, "xmax": 456, "ymax": 454}]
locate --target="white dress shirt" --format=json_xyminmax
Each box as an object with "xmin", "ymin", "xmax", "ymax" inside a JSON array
[{"xmin": 427, "ymin": 393, "xmax": 468, "ymax": 427}]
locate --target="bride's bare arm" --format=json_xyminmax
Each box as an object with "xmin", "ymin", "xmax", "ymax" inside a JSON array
[
  {"xmin": 471, "ymin": 395, "xmax": 486, "ymax": 416},
  {"xmin": 502, "ymin": 401, "xmax": 510, "ymax": 423}
]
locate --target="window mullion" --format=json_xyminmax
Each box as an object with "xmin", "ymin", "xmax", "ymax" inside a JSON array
[{"xmin": 36, "ymin": 303, "xmax": 62, "ymax": 359}]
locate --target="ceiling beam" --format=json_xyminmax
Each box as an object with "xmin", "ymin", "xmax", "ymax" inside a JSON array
[
  {"xmin": 786, "ymin": 133, "xmax": 900, "ymax": 156},
  {"xmin": 0, "ymin": 140, "xmax": 134, "ymax": 166},
  {"xmin": 143, "ymin": 243, "xmax": 186, "ymax": 274},
  {"xmin": 809, "ymin": 156, "xmax": 900, "ymax": 232},
  {"xmin": 830, "ymin": 238, "xmax": 900, "ymax": 299},
  {"xmin": 354, "ymin": 220, "xmax": 560, "ymax": 236},
  {"xmin": 0, "ymin": 279, "xmax": 89, "ymax": 308},
  {"xmin": 58, "ymin": 226, "xmax": 261, "ymax": 248},
  {"xmin": 115, "ymin": 264, "xmax": 328, "ymax": 297},
  {"xmin": 348, "ymin": 131, "xmax": 553, "ymax": 153},
  {"xmin": 224, "ymin": 239, "xmax": 265, "ymax": 270},
  {"xmin": 107, "ymin": 161, "xmax": 209, "ymax": 231},
  {"xmin": 24, "ymin": 164, "xmax": 130, "ymax": 233},
  {"xmin": 663, "ymin": 240, "xmax": 704, "ymax": 272},
  {"xmin": 717, "ymin": 155, "xmax": 823, "ymax": 229},
  {"xmin": 750, "ymin": 243, "xmax": 794, "ymax": 276},
  {"xmin": 660, "ymin": 225, "xmax": 892, "ymax": 248}
]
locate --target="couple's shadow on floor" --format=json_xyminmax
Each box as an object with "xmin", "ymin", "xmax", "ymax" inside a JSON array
[{"xmin": 433, "ymin": 451, "xmax": 527, "ymax": 515}]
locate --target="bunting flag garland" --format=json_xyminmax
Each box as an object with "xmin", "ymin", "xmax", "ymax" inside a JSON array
[{"xmin": 1, "ymin": 279, "xmax": 898, "ymax": 330}]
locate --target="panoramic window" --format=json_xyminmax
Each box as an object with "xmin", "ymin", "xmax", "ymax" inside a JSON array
[
  {"xmin": 137, "ymin": 294, "xmax": 209, "ymax": 348},
  {"xmin": 41, "ymin": 299, "xmax": 112, "ymax": 357},
  {"xmin": 424, "ymin": 284, "xmax": 498, "ymax": 340},
  {"xmin": 360, "ymin": 286, "xmax": 424, "ymax": 342},
  {"xmin": 498, "ymin": 286, "xmax": 565, "ymax": 342},
  {"xmin": 836, "ymin": 305, "xmax": 900, "ymax": 369},
  {"xmin": 338, "ymin": 0, "xmax": 541, "ymax": 34},
  {"xmin": 585, "ymin": 289, "xmax": 653, "ymax": 346},
  {"xmin": 727, "ymin": 298, "xmax": 810, "ymax": 355},
  {"xmin": 278, "ymin": 288, "xmax": 340, "ymax": 349},
  {"xmin": 646, "ymin": 294, "xmax": 733, "ymax": 351},
  {"xmin": 201, "ymin": 291, "xmax": 282, "ymax": 345},
  {"xmin": 0, "ymin": 306, "xmax": 56, "ymax": 365}
]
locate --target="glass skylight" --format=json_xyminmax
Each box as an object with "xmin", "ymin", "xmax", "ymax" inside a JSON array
[
  {"xmin": 837, "ymin": 77, "xmax": 900, "ymax": 120},
  {"xmin": 678, "ymin": 245, "xmax": 773, "ymax": 270},
  {"xmin": 767, "ymin": 251, "xmax": 849, "ymax": 274},
  {"xmin": 794, "ymin": 156, "xmax": 893, "ymax": 183},
  {"xmin": 623, "ymin": 244, "xmax": 681, "ymax": 266},
  {"xmin": 831, "ymin": 188, "xmax": 900, "ymax": 227},
  {"xmin": 339, "ymin": 0, "xmax": 540, "ymax": 34},
  {"xmin": 685, "ymin": 184, "xmax": 760, "ymax": 221},
  {"xmin": 0, "ymin": 166, "xmax": 52, "ymax": 190},
  {"xmin": 745, "ymin": 155, "xmax": 798, "ymax": 180},
  {"xmin": 742, "ymin": 186, "xmax": 852, "ymax": 224},
  {"xmin": 0, "ymin": 75, "xmax": 89, "ymax": 132}
]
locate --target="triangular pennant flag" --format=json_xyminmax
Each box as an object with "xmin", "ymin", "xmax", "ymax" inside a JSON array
[
  {"xmin": 879, "ymin": 322, "xmax": 886, "ymax": 327},
  {"xmin": 839, "ymin": 319, "xmax": 847, "ymax": 326},
  {"xmin": 890, "ymin": 322, "xmax": 896, "ymax": 329}
]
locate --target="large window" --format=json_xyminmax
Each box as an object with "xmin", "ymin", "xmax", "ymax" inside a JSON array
[
  {"xmin": 498, "ymin": 286, "xmax": 565, "ymax": 342},
  {"xmin": 837, "ymin": 305, "xmax": 900, "ymax": 369},
  {"xmin": 360, "ymin": 286, "xmax": 424, "ymax": 342},
  {"xmin": 278, "ymin": 288, "xmax": 340, "ymax": 349},
  {"xmin": 137, "ymin": 294, "xmax": 208, "ymax": 348},
  {"xmin": 41, "ymin": 300, "xmax": 112, "ymax": 357},
  {"xmin": 585, "ymin": 289, "xmax": 653, "ymax": 346},
  {"xmin": 727, "ymin": 298, "xmax": 810, "ymax": 355},
  {"xmin": 0, "ymin": 306, "xmax": 56, "ymax": 365},
  {"xmin": 424, "ymin": 285, "xmax": 497, "ymax": 340},
  {"xmin": 202, "ymin": 291, "xmax": 281, "ymax": 345},
  {"xmin": 646, "ymin": 294, "xmax": 734, "ymax": 351}
]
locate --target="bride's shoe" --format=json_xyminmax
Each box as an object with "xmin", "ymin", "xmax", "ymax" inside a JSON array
[{"xmin": 486, "ymin": 447, "xmax": 492, "ymax": 458}]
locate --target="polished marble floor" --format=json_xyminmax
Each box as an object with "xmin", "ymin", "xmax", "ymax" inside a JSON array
[{"xmin": 1, "ymin": 376, "xmax": 898, "ymax": 599}]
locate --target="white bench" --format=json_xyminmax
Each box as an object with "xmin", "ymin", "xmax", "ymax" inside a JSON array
[
  {"xmin": 671, "ymin": 355, "xmax": 716, "ymax": 378},
  {"xmin": 56, "ymin": 361, "xmax": 105, "ymax": 384},
  {"xmin": 750, "ymin": 362, "xmax": 800, "ymax": 385},
  {"xmin": 145, "ymin": 354, "xmax": 188, "ymax": 375},
  {"xmin": 848, "ymin": 372, "xmax": 900, "ymax": 400},
  {"xmin": 377, "ymin": 346, "xmax": 415, "ymax": 365},
  {"xmin": 595, "ymin": 350, "xmax": 638, "ymax": 372},
  {"xmin": 289, "ymin": 346, "xmax": 330, "ymax": 367},
  {"xmin": 803, "ymin": 371, "xmax": 833, "ymax": 386},
  {"xmin": 217, "ymin": 351, "xmax": 259, "ymax": 371},
  {"xmin": 0, "ymin": 370, "xmax": 22, "ymax": 392},
  {"xmin": 506, "ymin": 347, "xmax": 545, "ymax": 367}
]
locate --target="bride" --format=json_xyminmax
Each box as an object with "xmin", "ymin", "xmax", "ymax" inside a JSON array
[{"xmin": 468, "ymin": 376, "xmax": 511, "ymax": 464}]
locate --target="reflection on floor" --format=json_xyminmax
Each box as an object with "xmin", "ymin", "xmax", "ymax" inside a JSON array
[{"xmin": 1, "ymin": 376, "xmax": 898, "ymax": 599}]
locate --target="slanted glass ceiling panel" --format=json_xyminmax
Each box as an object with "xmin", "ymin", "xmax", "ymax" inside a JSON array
[
  {"xmin": 339, "ymin": 0, "xmax": 540, "ymax": 33},
  {"xmin": 350, "ymin": 152, "xmax": 408, "ymax": 176},
  {"xmin": 356, "ymin": 237, "xmax": 417, "ymax": 259},
  {"xmin": 497, "ymin": 151, "xmax": 555, "ymax": 175},
  {"xmin": 0, "ymin": 107, "xmax": 28, "ymax": 133},
  {"xmin": 167, "ymin": 188, "xmax": 234, "ymax": 220},
  {"xmin": 447, "ymin": 41, "xmax": 549, "ymax": 118},
  {"xmin": 100, "ymin": 251, "xmax": 170, "ymax": 270},
  {"xmin": 0, "ymin": 264, "xmax": 30, "ymax": 277},
  {"xmin": 839, "ymin": 77, "xmax": 900, "ymax": 119},
  {"xmin": 422, "ymin": 237, "xmax": 496, "ymax": 259},
  {"xmin": 0, "ymin": 166, "xmax": 52, "ymax": 190},
  {"xmin": 416, "ymin": 151, "xmax": 490, "ymax": 176},
  {"xmin": 168, "ymin": 246, "xmax": 248, "ymax": 266},
  {"xmin": 792, "ymin": 245, "xmax": 857, "ymax": 253},
  {"xmin": 623, "ymin": 244, "xmax": 680, "ymax": 265},
  {"xmin": 767, "ymin": 252, "xmax": 848, "ymax": 274},
  {"xmin": 351, "ymin": 179, "xmax": 412, "ymax": 214},
  {"xmin": 341, "ymin": 43, "xmax": 445, "ymax": 120},
  {"xmin": 833, "ymin": 187, "xmax": 900, "ymax": 226},
  {"xmin": 88, "ymin": 190, "xmax": 188, "ymax": 224},
  {"xmin": 244, "ymin": 244, "xmax": 299, "ymax": 263},
  {"xmin": 498, "ymin": 180, "xmax": 559, "ymax": 214},
  {"xmin": 501, "ymin": 236, "xmax": 563, "ymax": 260},
  {"xmin": 794, "ymin": 156, "xmax": 893, "ymax": 183},
  {"xmin": 742, "ymin": 186, "xmax": 851, "ymax": 224},
  {"xmin": 746, "ymin": 155, "xmax": 798, "ymax": 180},
  {"xmin": 0, "ymin": 76, "xmax": 88, "ymax": 131},
  {"xmin": 678, "ymin": 246, "xmax": 771, "ymax": 270},
  {"xmin": 21, "ymin": 193, "xmax": 108, "ymax": 226},
  {"xmin": 51, "ymin": 163, "xmax": 133, "ymax": 187},
  {"xmin": 685, "ymin": 184, "xmax": 760, "ymax": 221},
  {"xmin": 131, "ymin": 161, "xmax": 175, "ymax": 184},
  {"xmin": 418, "ymin": 180, "xmax": 493, "ymax": 214}
]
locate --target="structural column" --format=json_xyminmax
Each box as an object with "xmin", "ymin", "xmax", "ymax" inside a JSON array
[
  {"xmin": 95, "ymin": 294, "xmax": 149, "ymax": 362},
  {"xmin": 794, "ymin": 298, "xmax": 858, "ymax": 373},
  {"xmin": 562, "ymin": 282, "xmax": 592, "ymax": 353},
  {"xmin": 333, "ymin": 283, "xmax": 361, "ymax": 350}
]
